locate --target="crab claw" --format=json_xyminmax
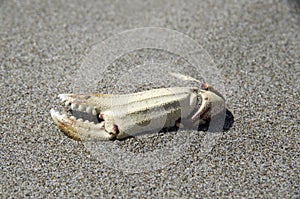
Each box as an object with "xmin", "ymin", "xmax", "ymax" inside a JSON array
[{"xmin": 50, "ymin": 109, "xmax": 114, "ymax": 141}]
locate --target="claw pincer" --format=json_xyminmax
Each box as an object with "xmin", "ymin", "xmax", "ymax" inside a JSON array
[{"xmin": 50, "ymin": 84, "xmax": 226, "ymax": 141}]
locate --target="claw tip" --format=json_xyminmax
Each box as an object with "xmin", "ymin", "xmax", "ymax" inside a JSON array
[{"xmin": 50, "ymin": 108, "xmax": 59, "ymax": 119}]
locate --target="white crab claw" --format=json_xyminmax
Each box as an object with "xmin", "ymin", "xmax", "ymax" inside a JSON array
[{"xmin": 51, "ymin": 84, "xmax": 229, "ymax": 141}]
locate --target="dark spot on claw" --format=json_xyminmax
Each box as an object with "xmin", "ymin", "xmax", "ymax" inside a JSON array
[
  {"xmin": 175, "ymin": 118, "xmax": 181, "ymax": 127},
  {"xmin": 97, "ymin": 113, "xmax": 104, "ymax": 123},
  {"xmin": 113, "ymin": 124, "xmax": 119, "ymax": 133},
  {"xmin": 84, "ymin": 96, "xmax": 91, "ymax": 100},
  {"xmin": 201, "ymin": 83, "xmax": 208, "ymax": 90}
]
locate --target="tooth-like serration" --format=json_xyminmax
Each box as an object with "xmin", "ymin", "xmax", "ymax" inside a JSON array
[
  {"xmin": 70, "ymin": 116, "xmax": 76, "ymax": 120},
  {"xmin": 58, "ymin": 94, "xmax": 68, "ymax": 100},
  {"xmin": 92, "ymin": 109, "xmax": 97, "ymax": 115},
  {"xmin": 86, "ymin": 106, "xmax": 93, "ymax": 114},
  {"xmin": 71, "ymin": 103, "xmax": 78, "ymax": 110},
  {"xmin": 78, "ymin": 105, "xmax": 85, "ymax": 111},
  {"xmin": 77, "ymin": 118, "xmax": 83, "ymax": 122}
]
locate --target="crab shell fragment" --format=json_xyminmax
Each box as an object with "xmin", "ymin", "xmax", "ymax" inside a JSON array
[{"xmin": 50, "ymin": 83, "xmax": 226, "ymax": 141}]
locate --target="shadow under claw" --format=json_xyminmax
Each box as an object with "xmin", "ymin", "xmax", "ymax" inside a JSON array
[
  {"xmin": 160, "ymin": 108, "xmax": 234, "ymax": 134},
  {"xmin": 198, "ymin": 108, "xmax": 234, "ymax": 132}
]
